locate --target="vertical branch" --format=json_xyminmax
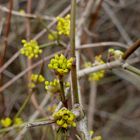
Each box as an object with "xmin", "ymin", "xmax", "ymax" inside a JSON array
[
  {"xmin": 25, "ymin": 0, "xmax": 32, "ymax": 95},
  {"xmin": 70, "ymin": 0, "xmax": 79, "ymax": 105},
  {"xmin": 0, "ymin": 0, "xmax": 13, "ymax": 117},
  {"xmin": 26, "ymin": 0, "xmax": 32, "ymax": 40},
  {"xmin": 70, "ymin": 1, "xmax": 91, "ymax": 139},
  {"xmin": 59, "ymin": 75, "xmax": 67, "ymax": 107},
  {"xmin": 2, "ymin": 0, "xmax": 13, "ymax": 60},
  {"xmin": 70, "ymin": 0, "xmax": 76, "ymax": 56},
  {"xmin": 26, "ymin": 0, "xmax": 32, "ymax": 81},
  {"xmin": 88, "ymin": 81, "xmax": 97, "ymax": 130}
]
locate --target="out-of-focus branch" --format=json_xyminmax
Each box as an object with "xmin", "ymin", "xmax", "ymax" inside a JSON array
[
  {"xmin": 88, "ymin": 81, "xmax": 97, "ymax": 130},
  {"xmin": 0, "ymin": 0, "xmax": 13, "ymax": 117},
  {"xmin": 76, "ymin": 42, "xmax": 127, "ymax": 49},
  {"xmin": 26, "ymin": 120, "xmax": 55, "ymax": 128},
  {"xmin": 123, "ymin": 39, "xmax": 140, "ymax": 60},
  {"xmin": 0, "ymin": 5, "xmax": 54, "ymax": 21},
  {"xmin": 78, "ymin": 57, "xmax": 140, "ymax": 78},
  {"xmin": 102, "ymin": 2, "xmax": 132, "ymax": 45}
]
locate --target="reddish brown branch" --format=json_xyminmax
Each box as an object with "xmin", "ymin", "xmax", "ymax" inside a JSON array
[
  {"xmin": 2, "ymin": 0, "xmax": 13, "ymax": 60},
  {"xmin": 25, "ymin": 0, "xmax": 32, "ymax": 84},
  {"xmin": 0, "ymin": 0, "xmax": 13, "ymax": 117},
  {"xmin": 123, "ymin": 39, "xmax": 140, "ymax": 60}
]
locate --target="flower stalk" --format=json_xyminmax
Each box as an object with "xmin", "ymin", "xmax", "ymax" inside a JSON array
[
  {"xmin": 70, "ymin": 0, "xmax": 79, "ymax": 105},
  {"xmin": 58, "ymin": 75, "xmax": 67, "ymax": 107}
]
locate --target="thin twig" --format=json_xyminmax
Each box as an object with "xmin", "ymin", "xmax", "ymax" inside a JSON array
[
  {"xmin": 79, "ymin": 60, "xmax": 122, "ymax": 78},
  {"xmin": 123, "ymin": 39, "xmax": 140, "ymax": 60},
  {"xmin": 78, "ymin": 58, "xmax": 140, "ymax": 78},
  {"xmin": 59, "ymin": 75, "xmax": 67, "ymax": 107},
  {"xmin": 15, "ymin": 93, "xmax": 32, "ymax": 118},
  {"xmin": 88, "ymin": 81, "xmax": 97, "ymax": 130},
  {"xmin": 0, "ymin": 5, "xmax": 54, "ymax": 21},
  {"xmin": 30, "ymin": 93, "xmax": 47, "ymax": 117},
  {"xmin": 26, "ymin": 120, "xmax": 55, "ymax": 128},
  {"xmin": 76, "ymin": 42, "xmax": 127, "ymax": 50}
]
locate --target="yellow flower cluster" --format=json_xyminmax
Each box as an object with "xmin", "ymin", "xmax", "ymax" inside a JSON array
[
  {"xmin": 53, "ymin": 108, "xmax": 76, "ymax": 129},
  {"xmin": 56, "ymin": 15, "xmax": 70, "ymax": 36},
  {"xmin": 45, "ymin": 79, "xmax": 60, "ymax": 93},
  {"xmin": 89, "ymin": 56, "xmax": 105, "ymax": 81},
  {"xmin": 84, "ymin": 55, "xmax": 105, "ymax": 81},
  {"xmin": 89, "ymin": 70, "xmax": 105, "ymax": 81},
  {"xmin": 45, "ymin": 79, "xmax": 70, "ymax": 93},
  {"xmin": 31, "ymin": 74, "xmax": 45, "ymax": 83},
  {"xmin": 14, "ymin": 117, "xmax": 23, "ymax": 125},
  {"xmin": 48, "ymin": 54, "xmax": 74, "ymax": 75},
  {"xmin": 0, "ymin": 117, "xmax": 23, "ymax": 128},
  {"xmin": 29, "ymin": 74, "xmax": 45, "ymax": 88},
  {"xmin": 20, "ymin": 40, "xmax": 42, "ymax": 59},
  {"xmin": 1, "ymin": 117, "xmax": 12, "ymax": 128},
  {"xmin": 108, "ymin": 48, "xmax": 124, "ymax": 60}
]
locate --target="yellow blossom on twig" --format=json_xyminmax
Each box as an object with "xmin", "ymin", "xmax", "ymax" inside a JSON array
[
  {"xmin": 56, "ymin": 15, "xmax": 70, "ymax": 36},
  {"xmin": 84, "ymin": 55, "xmax": 105, "ymax": 81},
  {"xmin": 14, "ymin": 117, "xmax": 23, "ymax": 125},
  {"xmin": 48, "ymin": 54, "xmax": 74, "ymax": 75},
  {"xmin": 1, "ymin": 117, "xmax": 12, "ymax": 128},
  {"xmin": 53, "ymin": 108, "xmax": 76, "ymax": 129},
  {"xmin": 20, "ymin": 40, "xmax": 42, "ymax": 59}
]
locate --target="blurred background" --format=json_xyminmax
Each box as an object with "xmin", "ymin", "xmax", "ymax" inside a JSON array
[{"xmin": 0, "ymin": 0, "xmax": 140, "ymax": 140}]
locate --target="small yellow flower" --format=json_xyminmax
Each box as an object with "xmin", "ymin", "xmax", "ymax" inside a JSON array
[
  {"xmin": 65, "ymin": 82, "xmax": 70, "ymax": 88},
  {"xmin": 29, "ymin": 74, "xmax": 45, "ymax": 89},
  {"xmin": 56, "ymin": 15, "xmax": 70, "ymax": 36},
  {"xmin": 28, "ymin": 82, "xmax": 36, "ymax": 88},
  {"xmin": 89, "ymin": 70, "xmax": 105, "ymax": 81},
  {"xmin": 20, "ymin": 40, "xmax": 42, "ymax": 59},
  {"xmin": 45, "ymin": 79, "xmax": 60, "ymax": 93},
  {"xmin": 31, "ymin": 74, "xmax": 45, "ymax": 83},
  {"xmin": 108, "ymin": 48, "xmax": 124, "ymax": 61},
  {"xmin": 47, "ymin": 104, "xmax": 57, "ymax": 113},
  {"xmin": 48, "ymin": 31, "xmax": 58, "ymax": 41},
  {"xmin": 57, "ymin": 120, "xmax": 64, "ymax": 126},
  {"xmin": 14, "ymin": 117, "xmax": 23, "ymax": 125},
  {"xmin": 19, "ymin": 9, "xmax": 25, "ymax": 14},
  {"xmin": 89, "ymin": 130, "xmax": 94, "ymax": 137},
  {"xmin": 53, "ymin": 108, "xmax": 76, "ymax": 129},
  {"xmin": 45, "ymin": 79, "xmax": 70, "ymax": 93},
  {"xmin": 90, "ymin": 129, "xmax": 102, "ymax": 140},
  {"xmin": 84, "ymin": 55, "xmax": 105, "ymax": 81},
  {"xmin": 92, "ymin": 136, "xmax": 102, "ymax": 140},
  {"xmin": 48, "ymin": 54, "xmax": 74, "ymax": 75},
  {"xmin": 1, "ymin": 117, "xmax": 12, "ymax": 128}
]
